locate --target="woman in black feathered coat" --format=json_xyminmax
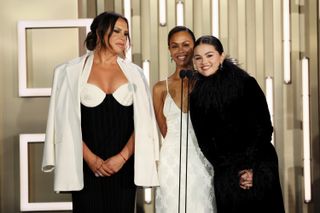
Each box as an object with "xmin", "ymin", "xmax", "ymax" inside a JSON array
[{"xmin": 190, "ymin": 35, "xmax": 285, "ymax": 213}]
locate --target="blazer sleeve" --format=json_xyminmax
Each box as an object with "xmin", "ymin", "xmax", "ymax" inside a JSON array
[{"xmin": 41, "ymin": 66, "xmax": 63, "ymax": 172}]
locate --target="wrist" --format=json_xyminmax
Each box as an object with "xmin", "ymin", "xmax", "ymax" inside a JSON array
[
  {"xmin": 94, "ymin": 156, "xmax": 103, "ymax": 170},
  {"xmin": 119, "ymin": 152, "xmax": 127, "ymax": 162}
]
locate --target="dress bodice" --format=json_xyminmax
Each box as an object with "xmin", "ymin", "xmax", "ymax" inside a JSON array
[
  {"xmin": 80, "ymin": 83, "xmax": 133, "ymax": 107},
  {"xmin": 163, "ymin": 79, "xmax": 190, "ymax": 135}
]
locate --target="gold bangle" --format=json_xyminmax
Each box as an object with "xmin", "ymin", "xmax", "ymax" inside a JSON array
[{"xmin": 119, "ymin": 152, "xmax": 127, "ymax": 162}]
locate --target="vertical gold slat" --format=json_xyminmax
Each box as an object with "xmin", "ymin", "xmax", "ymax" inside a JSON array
[
  {"xmin": 245, "ymin": 0, "xmax": 256, "ymax": 76},
  {"xmin": 114, "ymin": 0, "xmax": 123, "ymax": 14},
  {"xmin": 272, "ymin": 0, "xmax": 285, "ymax": 199},
  {"xmin": 185, "ymin": 0, "xmax": 194, "ymax": 29},
  {"xmin": 148, "ymin": 0, "xmax": 159, "ymax": 86},
  {"xmin": 228, "ymin": 0, "xmax": 238, "ymax": 59},
  {"xmin": 237, "ymin": 0, "xmax": 247, "ymax": 69},
  {"xmin": 263, "ymin": 0, "xmax": 274, "ymax": 78},
  {"xmin": 201, "ymin": 0, "xmax": 211, "ymax": 35},
  {"xmin": 255, "ymin": 0, "xmax": 264, "ymax": 85},
  {"xmin": 131, "ymin": 0, "xmax": 141, "ymax": 65},
  {"xmin": 193, "ymin": 0, "xmax": 203, "ymax": 38},
  {"xmin": 219, "ymin": 0, "xmax": 229, "ymax": 52}
]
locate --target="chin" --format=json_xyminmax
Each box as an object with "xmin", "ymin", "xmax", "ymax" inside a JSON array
[{"xmin": 198, "ymin": 71, "xmax": 210, "ymax": 76}]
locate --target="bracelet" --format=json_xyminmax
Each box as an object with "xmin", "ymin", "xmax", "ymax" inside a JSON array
[{"xmin": 119, "ymin": 152, "xmax": 127, "ymax": 162}]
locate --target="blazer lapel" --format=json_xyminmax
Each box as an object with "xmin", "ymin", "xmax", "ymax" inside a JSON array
[{"xmin": 65, "ymin": 54, "xmax": 92, "ymax": 118}]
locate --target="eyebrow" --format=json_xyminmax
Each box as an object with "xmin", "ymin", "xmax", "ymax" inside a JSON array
[
  {"xmin": 194, "ymin": 51, "xmax": 215, "ymax": 57},
  {"xmin": 170, "ymin": 41, "xmax": 191, "ymax": 45},
  {"xmin": 114, "ymin": 26, "xmax": 129, "ymax": 32}
]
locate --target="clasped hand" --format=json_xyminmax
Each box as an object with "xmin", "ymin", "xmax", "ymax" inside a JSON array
[
  {"xmin": 90, "ymin": 154, "xmax": 126, "ymax": 177},
  {"xmin": 239, "ymin": 169, "xmax": 253, "ymax": 190}
]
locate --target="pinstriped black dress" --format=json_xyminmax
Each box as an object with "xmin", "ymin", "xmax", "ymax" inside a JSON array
[{"xmin": 72, "ymin": 83, "xmax": 136, "ymax": 213}]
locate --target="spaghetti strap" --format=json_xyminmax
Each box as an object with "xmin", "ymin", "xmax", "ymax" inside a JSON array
[{"xmin": 165, "ymin": 78, "xmax": 169, "ymax": 93}]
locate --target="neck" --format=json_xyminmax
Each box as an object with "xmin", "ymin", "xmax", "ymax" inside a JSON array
[{"xmin": 94, "ymin": 48, "xmax": 118, "ymax": 64}]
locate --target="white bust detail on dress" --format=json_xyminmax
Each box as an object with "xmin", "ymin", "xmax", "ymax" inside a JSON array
[{"xmin": 81, "ymin": 83, "xmax": 133, "ymax": 108}]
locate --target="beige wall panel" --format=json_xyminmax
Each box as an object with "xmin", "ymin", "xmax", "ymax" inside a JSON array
[
  {"xmin": 114, "ymin": 0, "xmax": 123, "ymax": 14},
  {"xmin": 255, "ymin": 0, "xmax": 265, "ymax": 85},
  {"xmin": 0, "ymin": 0, "xmax": 78, "ymax": 211},
  {"xmin": 185, "ymin": 0, "xmax": 194, "ymax": 29},
  {"xmin": 219, "ymin": 0, "xmax": 229, "ymax": 54},
  {"xmin": 263, "ymin": 0, "xmax": 274, "ymax": 77},
  {"xmin": 26, "ymin": 28, "xmax": 80, "ymax": 88},
  {"xmin": 228, "ymin": 0, "xmax": 238, "ymax": 59},
  {"xmin": 237, "ymin": 0, "xmax": 247, "ymax": 69},
  {"xmin": 132, "ymin": 0, "xmax": 142, "ymax": 65},
  {"xmin": 193, "ymin": 0, "xmax": 204, "ymax": 39},
  {"xmin": 245, "ymin": 0, "xmax": 256, "ymax": 76},
  {"xmin": 148, "ymin": 0, "xmax": 160, "ymax": 87}
]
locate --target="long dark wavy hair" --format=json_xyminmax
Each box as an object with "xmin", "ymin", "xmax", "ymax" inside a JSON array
[{"xmin": 85, "ymin": 12, "xmax": 131, "ymax": 51}]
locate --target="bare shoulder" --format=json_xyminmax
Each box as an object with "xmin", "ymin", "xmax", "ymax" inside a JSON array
[{"xmin": 153, "ymin": 80, "xmax": 166, "ymax": 93}]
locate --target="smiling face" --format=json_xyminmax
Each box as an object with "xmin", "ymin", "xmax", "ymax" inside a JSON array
[
  {"xmin": 104, "ymin": 18, "xmax": 129, "ymax": 55},
  {"xmin": 193, "ymin": 43, "xmax": 225, "ymax": 76},
  {"xmin": 168, "ymin": 31, "xmax": 194, "ymax": 68}
]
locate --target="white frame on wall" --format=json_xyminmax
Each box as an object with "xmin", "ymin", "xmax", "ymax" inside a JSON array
[
  {"xmin": 19, "ymin": 134, "xmax": 72, "ymax": 211},
  {"xmin": 17, "ymin": 19, "xmax": 92, "ymax": 97}
]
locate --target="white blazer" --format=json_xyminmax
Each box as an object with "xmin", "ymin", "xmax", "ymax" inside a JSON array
[{"xmin": 42, "ymin": 53, "xmax": 160, "ymax": 192}]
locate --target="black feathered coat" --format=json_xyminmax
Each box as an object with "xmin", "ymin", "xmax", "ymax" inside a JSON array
[{"xmin": 190, "ymin": 60, "xmax": 285, "ymax": 213}]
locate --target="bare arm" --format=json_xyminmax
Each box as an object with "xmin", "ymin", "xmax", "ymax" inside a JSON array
[
  {"xmin": 99, "ymin": 132, "xmax": 135, "ymax": 176},
  {"xmin": 153, "ymin": 82, "xmax": 167, "ymax": 138},
  {"xmin": 83, "ymin": 142, "xmax": 103, "ymax": 175}
]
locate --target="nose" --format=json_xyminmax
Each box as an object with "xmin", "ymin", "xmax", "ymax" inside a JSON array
[
  {"xmin": 200, "ymin": 57, "xmax": 207, "ymax": 65},
  {"xmin": 120, "ymin": 33, "xmax": 127, "ymax": 41},
  {"xmin": 177, "ymin": 45, "xmax": 185, "ymax": 53}
]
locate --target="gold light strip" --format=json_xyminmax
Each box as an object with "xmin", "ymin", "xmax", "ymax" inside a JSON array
[
  {"xmin": 211, "ymin": 0, "xmax": 219, "ymax": 37},
  {"xmin": 265, "ymin": 77, "xmax": 274, "ymax": 145},
  {"xmin": 302, "ymin": 57, "xmax": 311, "ymax": 203},
  {"xmin": 143, "ymin": 59, "xmax": 150, "ymax": 86},
  {"xmin": 176, "ymin": 1, "xmax": 184, "ymax": 26},
  {"xmin": 159, "ymin": 0, "xmax": 167, "ymax": 26},
  {"xmin": 283, "ymin": 0, "xmax": 291, "ymax": 84}
]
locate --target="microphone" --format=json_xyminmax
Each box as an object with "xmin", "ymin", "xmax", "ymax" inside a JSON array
[
  {"xmin": 180, "ymin": 69, "xmax": 194, "ymax": 79},
  {"xmin": 185, "ymin": 70, "xmax": 194, "ymax": 79},
  {"xmin": 179, "ymin": 69, "xmax": 187, "ymax": 79}
]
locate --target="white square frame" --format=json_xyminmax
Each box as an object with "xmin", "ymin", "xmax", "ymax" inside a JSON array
[
  {"xmin": 19, "ymin": 134, "xmax": 72, "ymax": 211},
  {"xmin": 18, "ymin": 19, "xmax": 93, "ymax": 97}
]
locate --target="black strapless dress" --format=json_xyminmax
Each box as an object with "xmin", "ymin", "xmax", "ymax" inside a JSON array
[{"xmin": 72, "ymin": 83, "xmax": 136, "ymax": 213}]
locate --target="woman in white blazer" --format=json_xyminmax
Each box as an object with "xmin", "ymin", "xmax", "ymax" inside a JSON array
[{"xmin": 42, "ymin": 12, "xmax": 159, "ymax": 212}]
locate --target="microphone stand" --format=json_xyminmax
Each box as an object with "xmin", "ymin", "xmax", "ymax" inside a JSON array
[
  {"xmin": 184, "ymin": 70, "xmax": 193, "ymax": 213},
  {"xmin": 178, "ymin": 70, "xmax": 193, "ymax": 213},
  {"xmin": 178, "ymin": 70, "xmax": 187, "ymax": 213}
]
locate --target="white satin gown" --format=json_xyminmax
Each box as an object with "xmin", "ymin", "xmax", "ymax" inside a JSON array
[{"xmin": 155, "ymin": 79, "xmax": 217, "ymax": 213}]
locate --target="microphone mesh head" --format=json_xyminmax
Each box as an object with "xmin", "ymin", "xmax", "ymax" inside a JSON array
[{"xmin": 179, "ymin": 70, "xmax": 187, "ymax": 79}]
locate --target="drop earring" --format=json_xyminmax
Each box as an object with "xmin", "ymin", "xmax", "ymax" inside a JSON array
[{"xmin": 219, "ymin": 62, "xmax": 223, "ymax": 71}]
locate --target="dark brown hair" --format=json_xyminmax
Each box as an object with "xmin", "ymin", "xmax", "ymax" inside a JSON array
[{"xmin": 85, "ymin": 12, "xmax": 131, "ymax": 51}]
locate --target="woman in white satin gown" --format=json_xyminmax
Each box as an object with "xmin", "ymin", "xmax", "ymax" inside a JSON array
[{"xmin": 153, "ymin": 26, "xmax": 217, "ymax": 213}]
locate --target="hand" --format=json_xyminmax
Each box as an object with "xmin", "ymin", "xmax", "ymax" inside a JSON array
[
  {"xmin": 86, "ymin": 155, "xmax": 104, "ymax": 176},
  {"xmin": 239, "ymin": 169, "xmax": 253, "ymax": 190},
  {"xmin": 99, "ymin": 154, "xmax": 126, "ymax": 177}
]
